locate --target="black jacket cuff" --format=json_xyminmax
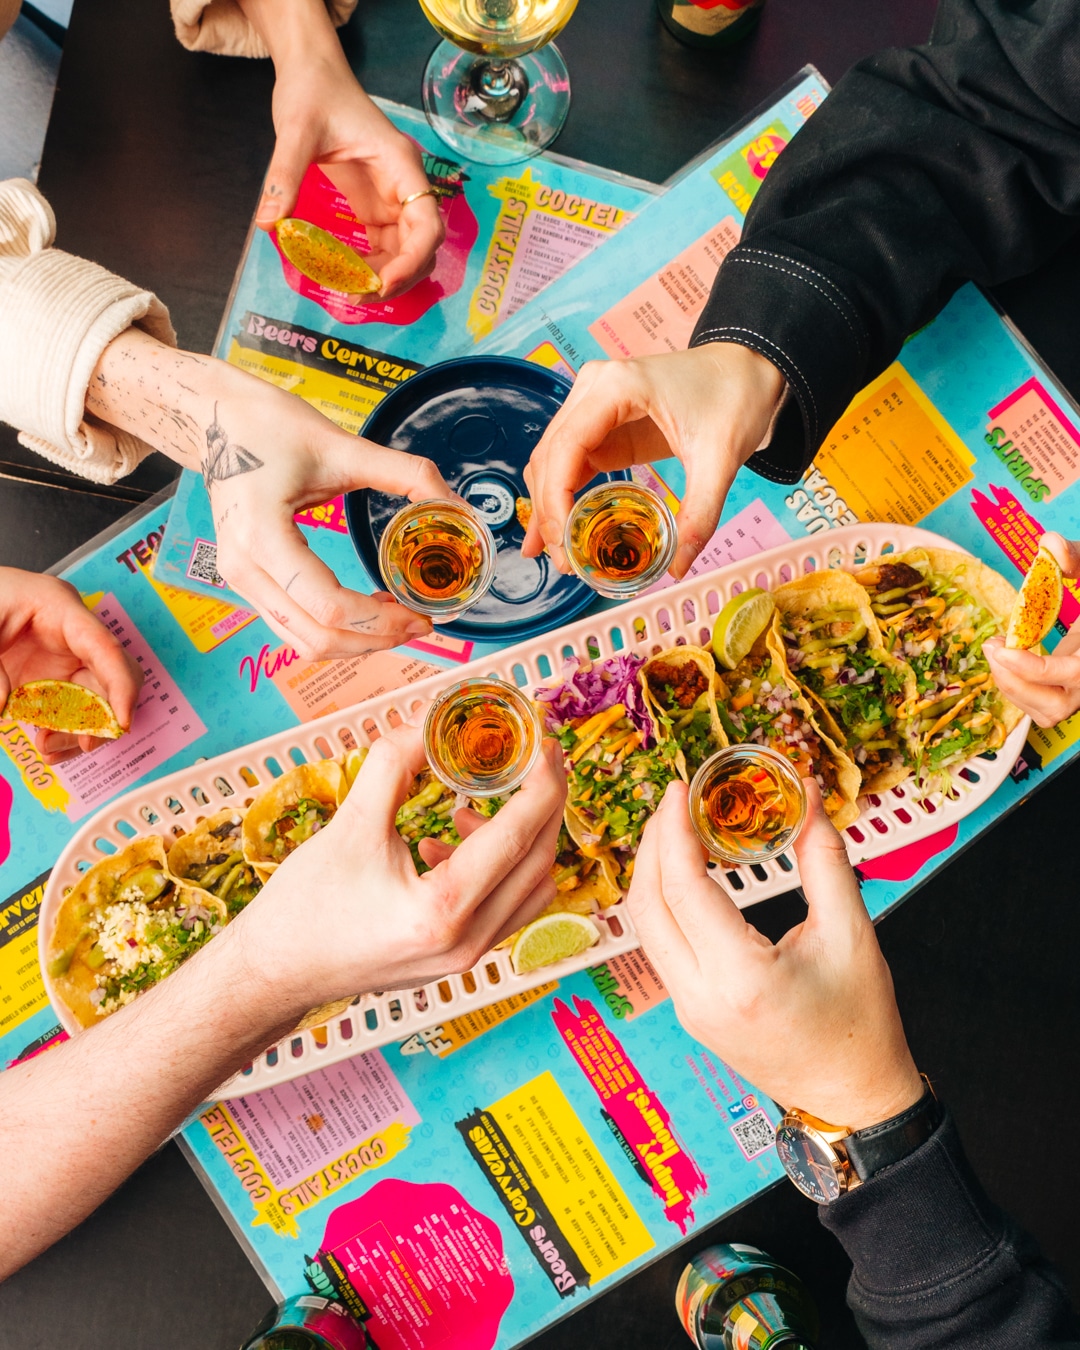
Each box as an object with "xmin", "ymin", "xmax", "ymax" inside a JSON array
[{"xmin": 690, "ymin": 244, "xmax": 871, "ymax": 484}]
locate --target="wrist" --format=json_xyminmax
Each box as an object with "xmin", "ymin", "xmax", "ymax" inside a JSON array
[
  {"xmin": 696, "ymin": 340, "xmax": 787, "ymax": 466},
  {"xmin": 238, "ymin": 0, "xmax": 346, "ymax": 73}
]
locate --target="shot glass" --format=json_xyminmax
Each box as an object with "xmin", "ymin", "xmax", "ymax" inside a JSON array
[
  {"xmin": 423, "ymin": 677, "xmax": 543, "ymax": 798},
  {"xmin": 378, "ymin": 498, "xmax": 497, "ymax": 622},
  {"xmin": 563, "ymin": 481, "xmax": 677, "ymax": 599},
  {"xmin": 688, "ymin": 745, "xmax": 807, "ymax": 866}
]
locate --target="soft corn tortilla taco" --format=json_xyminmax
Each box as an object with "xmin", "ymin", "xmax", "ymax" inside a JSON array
[
  {"xmin": 715, "ymin": 617, "xmax": 862, "ymax": 829},
  {"xmin": 849, "ymin": 549, "xmax": 1023, "ymax": 783},
  {"xmin": 640, "ymin": 645, "xmax": 727, "ymax": 777},
  {"xmin": 48, "ymin": 837, "xmax": 226, "ymax": 1029},
  {"xmin": 395, "ymin": 769, "xmax": 463, "ymax": 874},
  {"xmin": 773, "ymin": 570, "xmax": 918, "ymax": 794},
  {"xmin": 242, "ymin": 760, "xmax": 346, "ymax": 881},
  {"xmin": 169, "ymin": 809, "xmax": 262, "ymax": 917}
]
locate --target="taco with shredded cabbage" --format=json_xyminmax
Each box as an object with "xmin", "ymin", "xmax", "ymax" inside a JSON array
[
  {"xmin": 168, "ymin": 809, "xmax": 262, "ymax": 917},
  {"xmin": 242, "ymin": 760, "xmax": 346, "ymax": 881},
  {"xmin": 849, "ymin": 549, "xmax": 1023, "ymax": 788},
  {"xmin": 774, "ymin": 570, "xmax": 918, "ymax": 793},
  {"xmin": 47, "ymin": 837, "xmax": 226, "ymax": 1028},
  {"xmin": 715, "ymin": 617, "xmax": 862, "ymax": 828},
  {"xmin": 640, "ymin": 645, "xmax": 727, "ymax": 777},
  {"xmin": 536, "ymin": 654, "xmax": 681, "ymax": 891}
]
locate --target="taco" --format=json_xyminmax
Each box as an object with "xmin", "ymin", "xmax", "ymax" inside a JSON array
[
  {"xmin": 849, "ymin": 549, "xmax": 1023, "ymax": 785},
  {"xmin": 551, "ymin": 823, "xmax": 622, "ymax": 909},
  {"xmin": 168, "ymin": 809, "xmax": 262, "ymax": 917},
  {"xmin": 716, "ymin": 617, "xmax": 862, "ymax": 829},
  {"xmin": 47, "ymin": 837, "xmax": 226, "ymax": 1028},
  {"xmin": 395, "ymin": 769, "xmax": 463, "ymax": 873},
  {"xmin": 536, "ymin": 654, "xmax": 681, "ymax": 891},
  {"xmin": 640, "ymin": 645, "xmax": 727, "ymax": 777},
  {"xmin": 773, "ymin": 570, "xmax": 918, "ymax": 793},
  {"xmin": 242, "ymin": 760, "xmax": 346, "ymax": 881}
]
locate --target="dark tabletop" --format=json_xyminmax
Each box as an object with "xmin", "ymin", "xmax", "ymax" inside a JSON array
[{"xmin": 2, "ymin": 1, "xmax": 1080, "ymax": 1347}]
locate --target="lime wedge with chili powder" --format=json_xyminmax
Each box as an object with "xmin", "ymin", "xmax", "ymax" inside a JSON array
[
  {"xmin": 1006, "ymin": 546, "xmax": 1062, "ymax": 649},
  {"xmin": 5, "ymin": 680, "xmax": 123, "ymax": 738},
  {"xmin": 510, "ymin": 911, "xmax": 600, "ymax": 975},
  {"xmin": 711, "ymin": 588, "xmax": 776, "ymax": 670},
  {"xmin": 275, "ymin": 218, "xmax": 381, "ymax": 295}
]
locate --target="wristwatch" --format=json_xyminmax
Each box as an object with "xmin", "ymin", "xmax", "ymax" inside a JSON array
[{"xmin": 774, "ymin": 1077, "xmax": 942, "ymax": 1204}]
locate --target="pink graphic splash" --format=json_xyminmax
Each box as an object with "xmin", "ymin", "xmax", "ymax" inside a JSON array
[
  {"xmin": 857, "ymin": 824, "xmax": 958, "ymax": 883},
  {"xmin": 989, "ymin": 376, "xmax": 1080, "ymax": 447},
  {"xmin": 971, "ymin": 484, "xmax": 1080, "ymax": 627},
  {"xmin": 319, "ymin": 1178, "xmax": 513, "ymax": 1350},
  {"xmin": 552, "ymin": 996, "xmax": 707, "ymax": 1231},
  {"xmin": 0, "ymin": 772, "xmax": 11, "ymax": 867},
  {"xmin": 295, "ymin": 496, "xmax": 348, "ymax": 534},
  {"xmin": 272, "ymin": 164, "xmax": 478, "ymax": 328}
]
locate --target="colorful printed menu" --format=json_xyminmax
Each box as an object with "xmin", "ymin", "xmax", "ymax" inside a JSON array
[{"xmin": 4, "ymin": 67, "xmax": 1080, "ymax": 1350}]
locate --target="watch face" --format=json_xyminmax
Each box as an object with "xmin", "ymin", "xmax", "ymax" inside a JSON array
[{"xmin": 776, "ymin": 1122, "xmax": 844, "ymax": 1204}]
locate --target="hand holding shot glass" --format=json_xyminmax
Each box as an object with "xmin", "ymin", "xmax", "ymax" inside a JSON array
[
  {"xmin": 563, "ymin": 481, "xmax": 677, "ymax": 599},
  {"xmin": 423, "ymin": 678, "xmax": 543, "ymax": 796},
  {"xmin": 689, "ymin": 744, "xmax": 807, "ymax": 866},
  {"xmin": 378, "ymin": 498, "xmax": 497, "ymax": 622}
]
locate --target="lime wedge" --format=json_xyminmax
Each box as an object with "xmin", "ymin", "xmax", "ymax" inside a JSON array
[
  {"xmin": 342, "ymin": 746, "xmax": 368, "ymax": 790},
  {"xmin": 510, "ymin": 911, "xmax": 600, "ymax": 975},
  {"xmin": 276, "ymin": 218, "xmax": 381, "ymax": 295},
  {"xmin": 1006, "ymin": 547, "xmax": 1063, "ymax": 649},
  {"xmin": 711, "ymin": 588, "xmax": 776, "ymax": 670},
  {"xmin": 5, "ymin": 680, "xmax": 123, "ymax": 738}
]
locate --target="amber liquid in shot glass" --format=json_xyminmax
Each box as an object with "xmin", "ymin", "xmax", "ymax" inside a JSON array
[
  {"xmin": 564, "ymin": 482, "xmax": 677, "ymax": 599},
  {"xmin": 424, "ymin": 677, "xmax": 542, "ymax": 797},
  {"xmin": 689, "ymin": 745, "xmax": 807, "ymax": 866},
  {"xmin": 379, "ymin": 499, "xmax": 497, "ymax": 621}
]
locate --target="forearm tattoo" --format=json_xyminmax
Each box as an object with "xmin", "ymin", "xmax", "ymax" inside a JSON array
[{"xmin": 202, "ymin": 404, "xmax": 264, "ymax": 490}]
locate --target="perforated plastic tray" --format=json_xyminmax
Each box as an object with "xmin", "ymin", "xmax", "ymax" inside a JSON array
[{"xmin": 39, "ymin": 523, "xmax": 1028, "ymax": 1099}]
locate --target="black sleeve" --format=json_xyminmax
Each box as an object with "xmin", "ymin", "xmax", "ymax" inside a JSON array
[
  {"xmin": 819, "ymin": 1111, "xmax": 1080, "ymax": 1347},
  {"xmin": 691, "ymin": 0, "xmax": 1080, "ymax": 484}
]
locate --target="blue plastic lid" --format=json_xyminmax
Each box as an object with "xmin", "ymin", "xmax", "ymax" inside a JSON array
[{"xmin": 346, "ymin": 356, "xmax": 627, "ymax": 644}]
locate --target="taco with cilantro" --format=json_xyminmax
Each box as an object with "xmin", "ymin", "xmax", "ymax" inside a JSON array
[
  {"xmin": 168, "ymin": 809, "xmax": 262, "ymax": 918},
  {"xmin": 848, "ymin": 549, "xmax": 1023, "ymax": 787},
  {"xmin": 715, "ymin": 616, "xmax": 862, "ymax": 828},
  {"xmin": 47, "ymin": 837, "xmax": 226, "ymax": 1028},
  {"xmin": 774, "ymin": 570, "xmax": 918, "ymax": 793},
  {"xmin": 640, "ymin": 645, "xmax": 727, "ymax": 777},
  {"xmin": 242, "ymin": 760, "xmax": 346, "ymax": 881}
]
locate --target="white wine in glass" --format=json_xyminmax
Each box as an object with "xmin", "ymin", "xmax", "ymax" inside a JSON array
[{"xmin": 419, "ymin": 0, "xmax": 579, "ymax": 165}]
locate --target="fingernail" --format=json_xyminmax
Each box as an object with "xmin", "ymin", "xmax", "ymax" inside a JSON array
[{"xmin": 407, "ymin": 619, "xmax": 432, "ymax": 636}]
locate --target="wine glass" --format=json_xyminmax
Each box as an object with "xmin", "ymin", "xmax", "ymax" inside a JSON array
[{"xmin": 418, "ymin": 0, "xmax": 579, "ymax": 166}]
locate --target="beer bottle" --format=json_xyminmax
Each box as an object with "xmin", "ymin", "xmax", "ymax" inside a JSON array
[
  {"xmin": 676, "ymin": 1243, "xmax": 819, "ymax": 1349},
  {"xmin": 240, "ymin": 1295, "xmax": 370, "ymax": 1350},
  {"xmin": 657, "ymin": 0, "xmax": 765, "ymax": 50}
]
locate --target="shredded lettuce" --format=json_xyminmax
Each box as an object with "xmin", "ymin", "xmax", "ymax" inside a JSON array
[{"xmin": 535, "ymin": 654, "xmax": 656, "ymax": 747}]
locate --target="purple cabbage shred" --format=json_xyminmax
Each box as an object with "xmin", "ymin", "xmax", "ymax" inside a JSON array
[{"xmin": 535, "ymin": 654, "xmax": 656, "ymax": 748}]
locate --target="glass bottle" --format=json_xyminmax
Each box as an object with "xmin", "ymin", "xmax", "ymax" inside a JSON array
[
  {"xmin": 656, "ymin": 0, "xmax": 765, "ymax": 51},
  {"xmin": 676, "ymin": 1243, "xmax": 819, "ymax": 1349},
  {"xmin": 240, "ymin": 1296, "xmax": 370, "ymax": 1350}
]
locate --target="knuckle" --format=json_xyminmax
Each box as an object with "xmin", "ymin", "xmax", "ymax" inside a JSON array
[
  {"xmin": 305, "ymin": 593, "xmax": 348, "ymax": 630},
  {"xmin": 498, "ymin": 826, "xmax": 533, "ymax": 874}
]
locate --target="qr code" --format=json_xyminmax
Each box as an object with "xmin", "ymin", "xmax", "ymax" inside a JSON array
[
  {"xmin": 730, "ymin": 1109, "xmax": 775, "ymax": 1160},
  {"xmin": 187, "ymin": 538, "xmax": 225, "ymax": 588}
]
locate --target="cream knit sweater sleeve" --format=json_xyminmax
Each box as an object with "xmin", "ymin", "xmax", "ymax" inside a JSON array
[
  {"xmin": 0, "ymin": 179, "xmax": 178, "ymax": 485},
  {"xmin": 171, "ymin": 0, "xmax": 358, "ymax": 58}
]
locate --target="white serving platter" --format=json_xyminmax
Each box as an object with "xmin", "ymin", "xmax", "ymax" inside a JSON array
[{"xmin": 38, "ymin": 522, "xmax": 1028, "ymax": 1099}]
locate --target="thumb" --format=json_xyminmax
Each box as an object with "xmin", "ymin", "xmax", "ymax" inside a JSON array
[
  {"xmin": 257, "ymin": 135, "xmax": 312, "ymax": 228},
  {"xmin": 793, "ymin": 781, "xmax": 868, "ymax": 936},
  {"xmin": 671, "ymin": 448, "xmax": 731, "ymax": 579},
  {"xmin": 1040, "ymin": 532, "xmax": 1080, "ymax": 580}
]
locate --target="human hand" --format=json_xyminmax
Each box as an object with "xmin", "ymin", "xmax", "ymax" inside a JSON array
[
  {"xmin": 627, "ymin": 779, "xmax": 922, "ymax": 1131},
  {"xmin": 986, "ymin": 533, "xmax": 1080, "ymax": 728},
  {"xmin": 257, "ymin": 44, "xmax": 443, "ymax": 298},
  {"xmin": 87, "ymin": 330, "xmax": 454, "ymax": 661},
  {"xmin": 240, "ymin": 725, "xmax": 567, "ymax": 1008},
  {"xmin": 523, "ymin": 343, "xmax": 786, "ymax": 578},
  {"xmin": 0, "ymin": 569, "xmax": 143, "ymax": 764}
]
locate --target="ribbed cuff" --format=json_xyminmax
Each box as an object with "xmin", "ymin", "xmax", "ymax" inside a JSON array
[
  {"xmin": 171, "ymin": 0, "xmax": 359, "ymax": 58},
  {"xmin": 0, "ymin": 249, "xmax": 177, "ymax": 486},
  {"xmin": 690, "ymin": 244, "xmax": 871, "ymax": 484}
]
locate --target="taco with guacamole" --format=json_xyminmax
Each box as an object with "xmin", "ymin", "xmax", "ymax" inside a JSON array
[
  {"xmin": 168, "ymin": 809, "xmax": 262, "ymax": 917},
  {"xmin": 47, "ymin": 837, "xmax": 226, "ymax": 1028},
  {"xmin": 242, "ymin": 760, "xmax": 346, "ymax": 881},
  {"xmin": 849, "ymin": 549, "xmax": 1023, "ymax": 787},
  {"xmin": 774, "ymin": 570, "xmax": 918, "ymax": 793},
  {"xmin": 715, "ymin": 616, "xmax": 862, "ymax": 828},
  {"xmin": 640, "ymin": 645, "xmax": 727, "ymax": 777},
  {"xmin": 395, "ymin": 769, "xmax": 463, "ymax": 874}
]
